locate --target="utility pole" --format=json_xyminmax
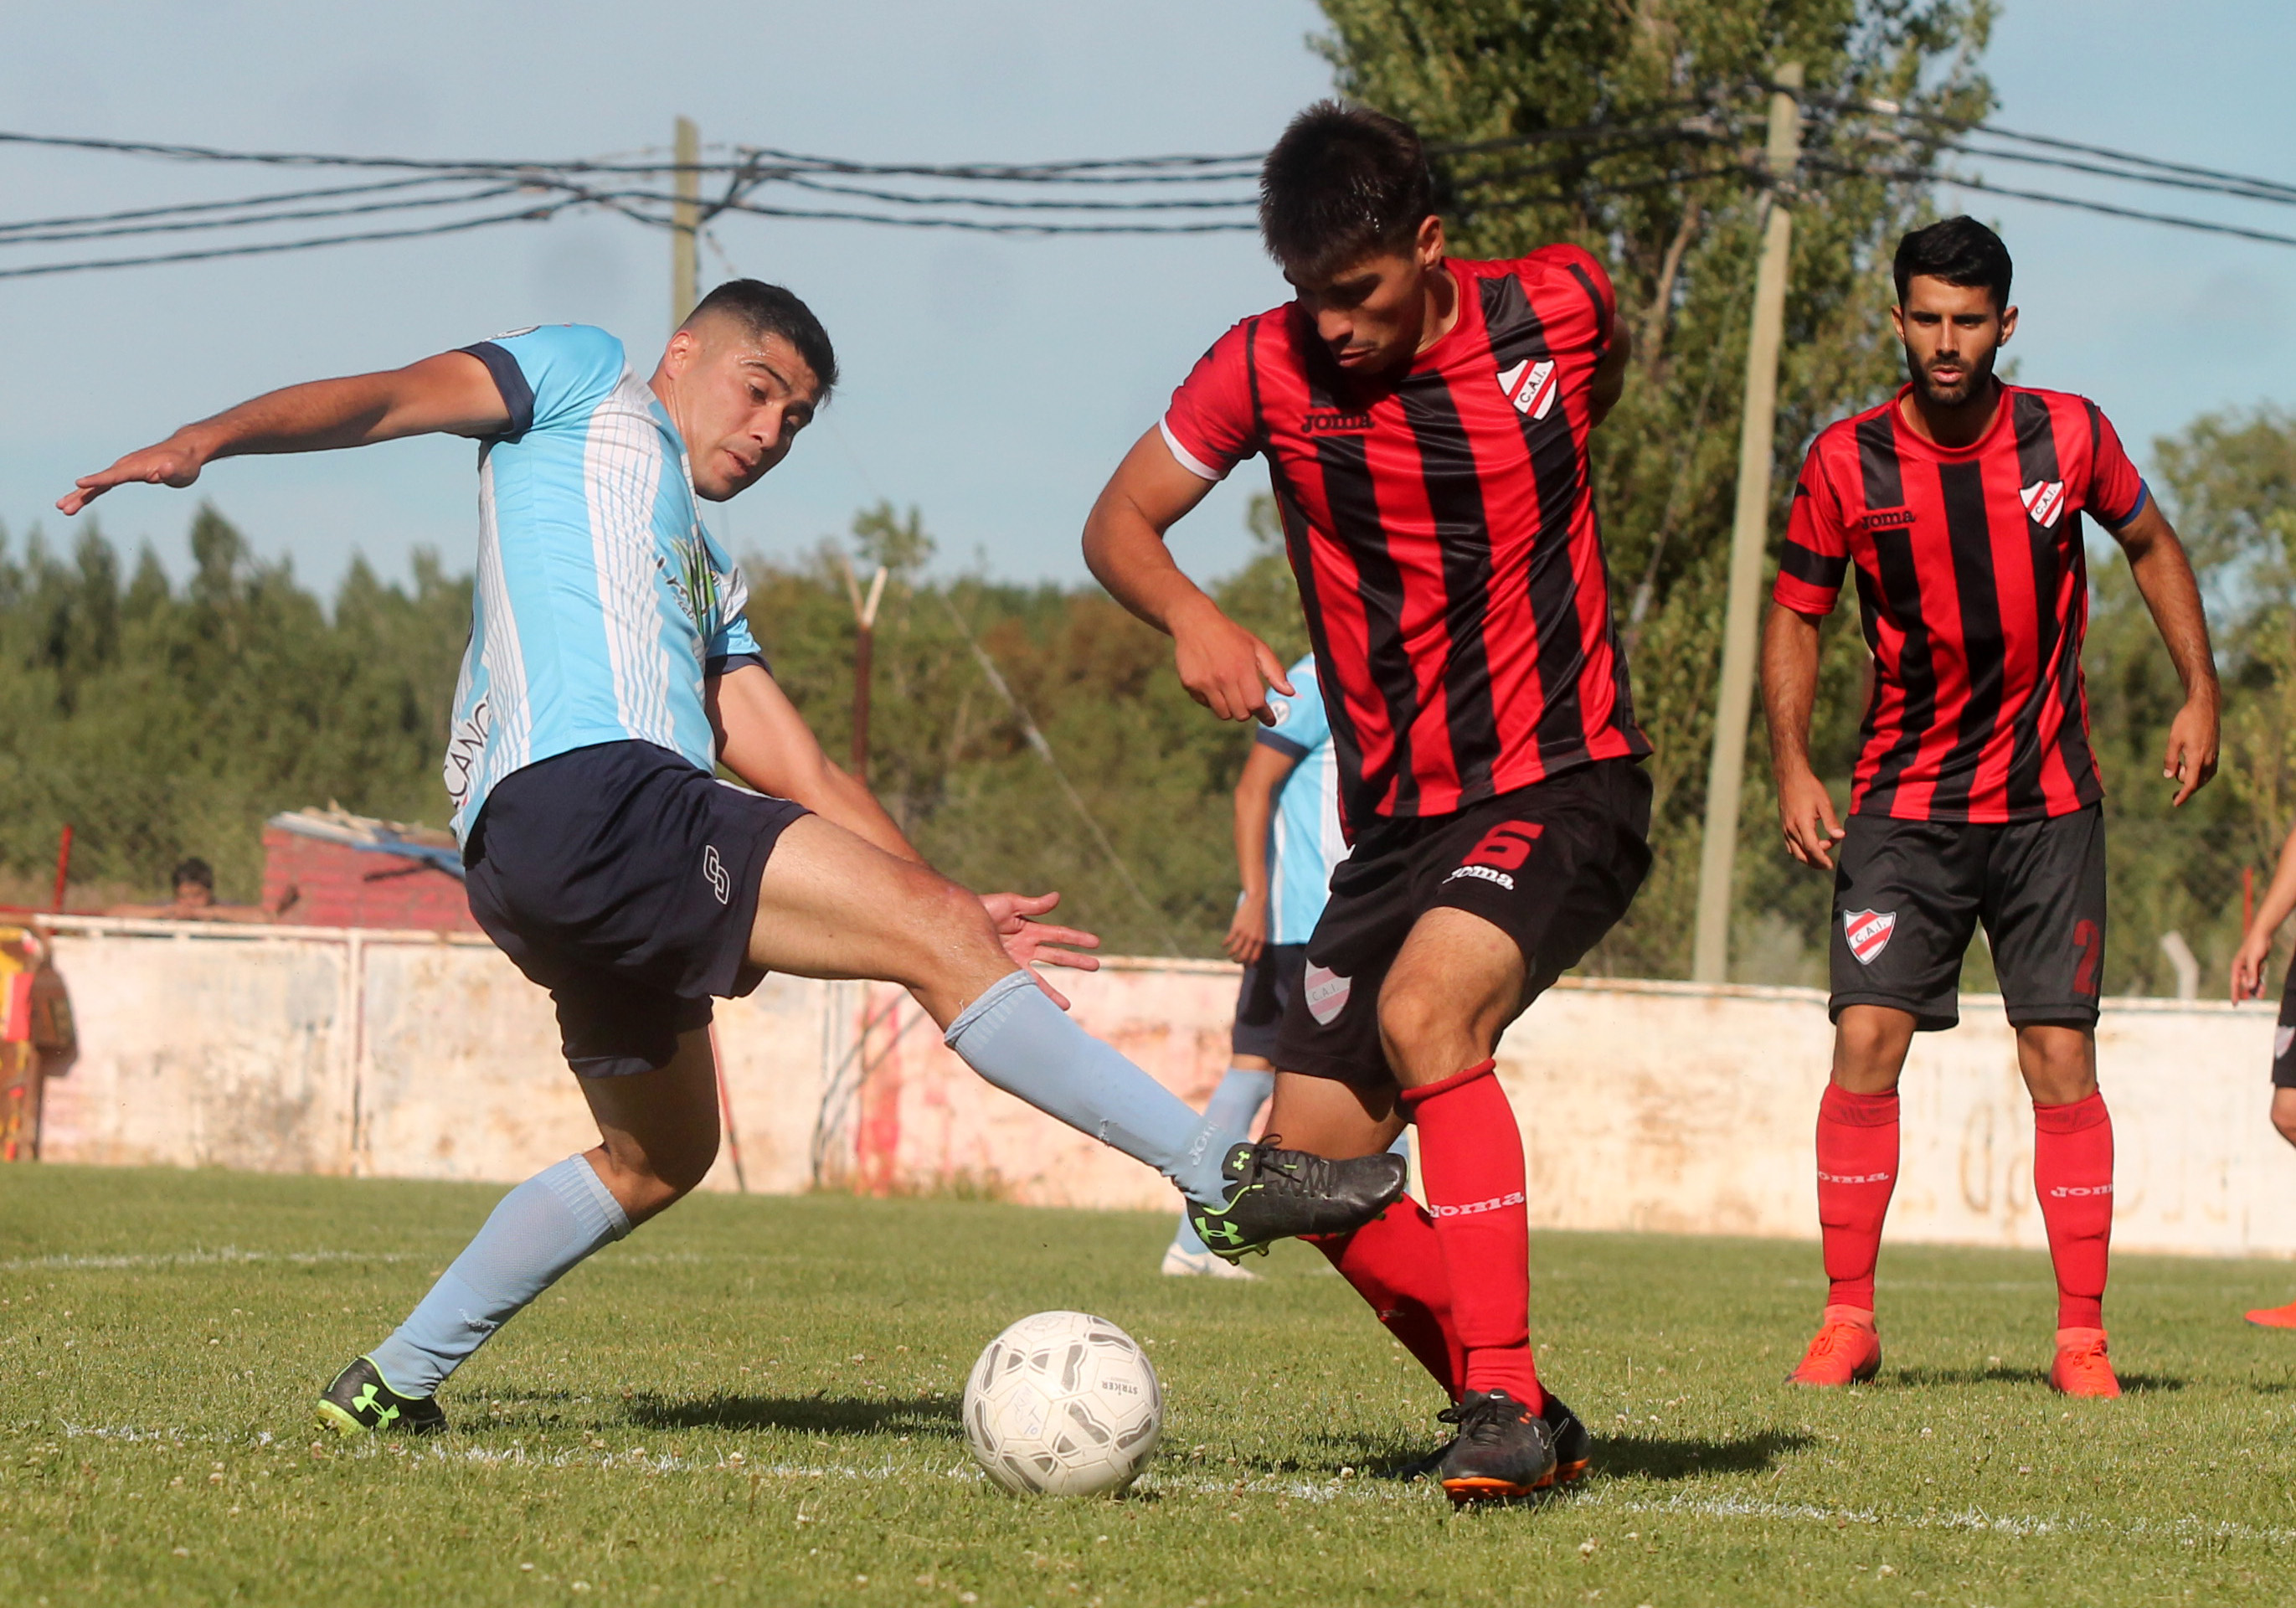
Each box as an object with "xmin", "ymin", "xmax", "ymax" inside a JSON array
[
  {"xmin": 1691, "ymin": 63, "xmax": 1803, "ymax": 985},
  {"xmin": 671, "ymin": 116, "xmax": 701, "ymax": 330},
  {"xmin": 842, "ymin": 558, "xmax": 889, "ymax": 782}
]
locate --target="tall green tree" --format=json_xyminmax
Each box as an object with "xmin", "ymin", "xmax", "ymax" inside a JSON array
[{"xmin": 1312, "ymin": 0, "xmax": 1994, "ymax": 977}]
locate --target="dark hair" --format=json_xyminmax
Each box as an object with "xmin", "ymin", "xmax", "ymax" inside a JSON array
[
  {"xmin": 1893, "ymin": 216, "xmax": 2013, "ymax": 312},
  {"xmin": 172, "ymin": 858, "xmax": 214, "ymax": 891},
  {"xmin": 684, "ymin": 279, "xmax": 839, "ymax": 401},
  {"xmin": 1259, "ymin": 100, "xmax": 1435, "ymax": 278}
]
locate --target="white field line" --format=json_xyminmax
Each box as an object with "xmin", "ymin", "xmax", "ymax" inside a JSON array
[
  {"xmin": 46, "ymin": 1425, "xmax": 2296, "ymax": 1545},
  {"xmin": 2, "ymin": 1247, "xmax": 419, "ymax": 1272}
]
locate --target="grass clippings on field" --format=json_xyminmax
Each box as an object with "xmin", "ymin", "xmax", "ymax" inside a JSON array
[{"xmin": 3, "ymin": 1163, "xmax": 2295, "ymax": 1605}]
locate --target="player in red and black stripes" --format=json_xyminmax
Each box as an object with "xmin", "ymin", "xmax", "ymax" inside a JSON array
[
  {"xmin": 1762, "ymin": 217, "xmax": 2220, "ymax": 1398},
  {"xmin": 1084, "ymin": 102, "xmax": 1649, "ymax": 1500}
]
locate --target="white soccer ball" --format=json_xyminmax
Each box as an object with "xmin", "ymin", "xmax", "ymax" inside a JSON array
[{"xmin": 962, "ymin": 1311, "xmax": 1163, "ymax": 1497}]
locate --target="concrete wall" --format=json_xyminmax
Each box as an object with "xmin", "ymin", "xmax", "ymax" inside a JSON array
[{"xmin": 30, "ymin": 917, "xmax": 2296, "ymax": 1258}]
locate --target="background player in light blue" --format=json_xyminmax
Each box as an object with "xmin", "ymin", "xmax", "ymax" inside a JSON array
[
  {"xmin": 61, "ymin": 282, "xmax": 1406, "ymax": 1433},
  {"xmin": 1165, "ymin": 653, "xmax": 1353, "ymax": 1276}
]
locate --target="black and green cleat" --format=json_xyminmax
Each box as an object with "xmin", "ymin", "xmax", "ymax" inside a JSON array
[
  {"xmin": 315, "ymin": 1357, "xmax": 448, "ymax": 1438},
  {"xmin": 1186, "ymin": 1137, "xmax": 1408, "ymax": 1262}
]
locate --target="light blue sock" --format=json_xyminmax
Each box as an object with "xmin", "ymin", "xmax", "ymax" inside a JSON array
[
  {"xmin": 945, "ymin": 971, "xmax": 1238, "ymax": 1206},
  {"xmin": 1170, "ymin": 1066, "xmax": 1274, "ymax": 1254},
  {"xmin": 367, "ymin": 1154, "xmax": 631, "ymax": 1397}
]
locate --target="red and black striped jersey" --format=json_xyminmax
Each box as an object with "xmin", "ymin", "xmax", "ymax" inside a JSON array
[
  {"xmin": 1773, "ymin": 384, "xmax": 2149, "ymax": 823},
  {"xmin": 1160, "ymin": 247, "xmax": 1647, "ymax": 827}
]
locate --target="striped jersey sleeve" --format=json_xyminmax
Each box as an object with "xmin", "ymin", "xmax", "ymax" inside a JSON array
[
  {"xmin": 1774, "ymin": 437, "xmax": 1855, "ymax": 615},
  {"xmin": 1160, "ymin": 321, "xmax": 1262, "ymax": 482},
  {"xmin": 2085, "ymin": 405, "xmax": 2147, "ymax": 528}
]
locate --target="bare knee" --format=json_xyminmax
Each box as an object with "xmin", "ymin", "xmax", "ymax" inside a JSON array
[
  {"xmin": 1833, "ymin": 1007, "xmax": 1914, "ymax": 1094},
  {"xmin": 2273, "ymin": 1089, "xmax": 2296, "ymax": 1148},
  {"xmin": 595, "ymin": 1131, "xmax": 718, "ymax": 1224}
]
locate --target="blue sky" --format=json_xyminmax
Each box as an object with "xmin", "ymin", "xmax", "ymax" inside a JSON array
[{"xmin": 1, "ymin": 1, "xmax": 2289, "ymax": 597}]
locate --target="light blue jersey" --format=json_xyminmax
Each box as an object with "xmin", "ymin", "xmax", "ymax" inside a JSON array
[
  {"xmin": 440, "ymin": 324, "xmax": 762, "ymax": 843},
  {"xmin": 1256, "ymin": 655, "xmax": 1346, "ymax": 946}
]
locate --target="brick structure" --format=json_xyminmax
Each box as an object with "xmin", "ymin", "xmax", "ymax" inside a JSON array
[{"xmin": 260, "ymin": 809, "xmax": 476, "ymax": 933}]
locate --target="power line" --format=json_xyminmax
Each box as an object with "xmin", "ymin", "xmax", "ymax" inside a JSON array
[
  {"xmin": 1804, "ymin": 157, "xmax": 2296, "ymax": 250},
  {"xmin": 0, "ymin": 202, "xmax": 565, "ymax": 281}
]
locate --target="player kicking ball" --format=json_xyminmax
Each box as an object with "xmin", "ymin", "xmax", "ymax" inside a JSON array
[
  {"xmin": 1764, "ymin": 218, "xmax": 2219, "ymax": 1398},
  {"xmin": 1087, "ymin": 104, "xmax": 1648, "ymax": 1499},
  {"xmin": 2227, "ymin": 820, "xmax": 2296, "ymax": 1330},
  {"xmin": 59, "ymin": 281, "xmax": 1405, "ymax": 1435}
]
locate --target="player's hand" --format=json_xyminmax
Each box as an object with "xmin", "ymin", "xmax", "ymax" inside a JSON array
[
  {"xmin": 2163, "ymin": 693, "xmax": 2220, "ymax": 807},
  {"xmin": 1222, "ymin": 895, "xmax": 1268, "ymax": 966},
  {"xmin": 1777, "ymin": 767, "xmax": 1846, "ymax": 871},
  {"xmin": 58, "ymin": 431, "xmax": 208, "ymax": 515},
  {"xmin": 1170, "ymin": 595, "xmax": 1294, "ymax": 725},
  {"xmin": 980, "ymin": 890, "xmax": 1101, "ymax": 1011},
  {"xmin": 2231, "ymin": 928, "xmax": 2273, "ymax": 1002}
]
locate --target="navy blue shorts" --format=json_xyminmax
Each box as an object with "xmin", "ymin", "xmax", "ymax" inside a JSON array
[
  {"xmin": 1232, "ymin": 943, "xmax": 1306, "ymax": 1061},
  {"xmin": 464, "ymin": 741, "xmax": 808, "ymax": 1078}
]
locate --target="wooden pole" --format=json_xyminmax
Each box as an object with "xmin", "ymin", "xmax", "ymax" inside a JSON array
[
  {"xmin": 1691, "ymin": 64, "xmax": 1803, "ymax": 985},
  {"xmin": 49, "ymin": 826, "xmax": 72, "ymax": 914},
  {"xmin": 843, "ymin": 562, "xmax": 888, "ymax": 781},
  {"xmin": 671, "ymin": 116, "xmax": 700, "ymax": 330}
]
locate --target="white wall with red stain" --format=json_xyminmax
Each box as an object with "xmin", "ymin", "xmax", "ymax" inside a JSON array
[{"xmin": 24, "ymin": 917, "xmax": 2296, "ymax": 1260}]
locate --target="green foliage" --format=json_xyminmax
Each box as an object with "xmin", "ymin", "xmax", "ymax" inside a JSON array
[
  {"xmin": 5, "ymin": 1165, "xmax": 2296, "ymax": 1605},
  {"xmin": 0, "ymin": 507, "xmax": 469, "ymax": 903}
]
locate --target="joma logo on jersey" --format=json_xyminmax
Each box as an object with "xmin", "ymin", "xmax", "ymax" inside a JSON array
[
  {"xmin": 1302, "ymin": 409, "xmax": 1373, "ymax": 434},
  {"xmin": 1496, "ymin": 358, "xmax": 1558, "ymax": 420},
  {"xmin": 1858, "ymin": 508, "xmax": 1917, "ymax": 531},
  {"xmin": 2021, "ymin": 479, "xmax": 2068, "ymax": 528},
  {"xmin": 1843, "ymin": 908, "xmax": 1897, "ymax": 965}
]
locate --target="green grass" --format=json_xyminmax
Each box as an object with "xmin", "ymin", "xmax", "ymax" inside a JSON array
[{"xmin": 4, "ymin": 1167, "xmax": 2296, "ymax": 1606}]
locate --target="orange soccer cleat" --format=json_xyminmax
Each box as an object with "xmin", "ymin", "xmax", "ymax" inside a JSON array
[
  {"xmin": 2244, "ymin": 1300, "xmax": 2296, "ymax": 1330},
  {"xmin": 1787, "ymin": 1306, "xmax": 1882, "ymax": 1387},
  {"xmin": 2047, "ymin": 1327, "xmax": 2121, "ymax": 1398}
]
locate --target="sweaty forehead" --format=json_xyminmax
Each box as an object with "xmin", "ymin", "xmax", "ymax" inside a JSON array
[
  {"xmin": 1902, "ymin": 275, "xmax": 2000, "ymax": 315},
  {"xmin": 702, "ymin": 322, "xmax": 821, "ymax": 401}
]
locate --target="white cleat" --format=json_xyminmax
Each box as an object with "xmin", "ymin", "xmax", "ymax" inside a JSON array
[{"xmin": 1161, "ymin": 1245, "xmax": 1260, "ymax": 1281}]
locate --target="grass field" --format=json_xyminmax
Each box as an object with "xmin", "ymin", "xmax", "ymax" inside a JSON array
[{"xmin": 4, "ymin": 1166, "xmax": 2295, "ymax": 1606}]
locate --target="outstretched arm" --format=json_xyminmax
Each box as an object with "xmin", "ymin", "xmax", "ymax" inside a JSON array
[
  {"xmin": 706, "ymin": 662, "xmax": 1099, "ymax": 997},
  {"xmin": 58, "ymin": 351, "xmax": 511, "ymax": 514},
  {"xmin": 1083, "ymin": 427, "xmax": 1295, "ymax": 725},
  {"xmin": 2110, "ymin": 498, "xmax": 2221, "ymax": 807},
  {"xmin": 1763, "ymin": 601, "xmax": 1846, "ymax": 871}
]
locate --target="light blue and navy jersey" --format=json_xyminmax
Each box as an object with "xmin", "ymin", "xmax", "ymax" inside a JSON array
[
  {"xmin": 440, "ymin": 324, "xmax": 763, "ymax": 844},
  {"xmin": 1257, "ymin": 655, "xmax": 1346, "ymax": 946}
]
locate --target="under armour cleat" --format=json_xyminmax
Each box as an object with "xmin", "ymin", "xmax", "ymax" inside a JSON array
[
  {"xmin": 315, "ymin": 1356, "xmax": 448, "ymax": 1437},
  {"xmin": 1540, "ymin": 1389, "xmax": 1593, "ymax": 1485},
  {"xmin": 1436, "ymin": 1389, "xmax": 1557, "ymax": 1502},
  {"xmin": 1160, "ymin": 1244, "xmax": 1260, "ymax": 1281},
  {"xmin": 1186, "ymin": 1138, "xmax": 1408, "ymax": 1263},
  {"xmin": 2245, "ymin": 1300, "xmax": 2296, "ymax": 1330},
  {"xmin": 2047, "ymin": 1327, "xmax": 2121, "ymax": 1399},
  {"xmin": 1787, "ymin": 1306, "xmax": 1882, "ymax": 1387}
]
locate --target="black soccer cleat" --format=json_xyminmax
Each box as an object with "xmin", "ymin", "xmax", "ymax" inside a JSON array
[
  {"xmin": 315, "ymin": 1357, "xmax": 448, "ymax": 1438},
  {"xmin": 1186, "ymin": 1137, "xmax": 1409, "ymax": 1261},
  {"xmin": 1539, "ymin": 1389, "xmax": 1593, "ymax": 1485},
  {"xmin": 1436, "ymin": 1389, "xmax": 1557, "ymax": 1502}
]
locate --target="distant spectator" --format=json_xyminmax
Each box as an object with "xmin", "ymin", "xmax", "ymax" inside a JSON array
[{"xmin": 112, "ymin": 858, "xmax": 296, "ymax": 923}]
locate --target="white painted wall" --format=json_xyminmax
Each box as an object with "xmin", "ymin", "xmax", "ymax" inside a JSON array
[{"xmin": 29, "ymin": 917, "xmax": 2296, "ymax": 1259}]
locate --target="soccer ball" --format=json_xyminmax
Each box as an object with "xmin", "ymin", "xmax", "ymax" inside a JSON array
[{"xmin": 962, "ymin": 1311, "xmax": 1163, "ymax": 1497}]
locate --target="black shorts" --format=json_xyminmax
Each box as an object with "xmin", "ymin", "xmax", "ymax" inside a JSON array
[
  {"xmin": 2274, "ymin": 966, "xmax": 2296, "ymax": 1090},
  {"xmin": 464, "ymin": 740, "xmax": 809, "ymax": 1079},
  {"xmin": 1829, "ymin": 805, "xmax": 2104, "ymax": 1033},
  {"xmin": 1274, "ymin": 759, "xmax": 1653, "ymax": 1088},
  {"xmin": 1232, "ymin": 943, "xmax": 1307, "ymax": 1061}
]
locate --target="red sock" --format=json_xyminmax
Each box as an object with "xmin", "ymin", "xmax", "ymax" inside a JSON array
[
  {"xmin": 2033, "ymin": 1091, "xmax": 2113, "ymax": 1330},
  {"xmin": 1400, "ymin": 1060, "xmax": 1540, "ymax": 1411},
  {"xmin": 1815, "ymin": 1085, "xmax": 1901, "ymax": 1314},
  {"xmin": 1311, "ymin": 1199, "xmax": 1465, "ymax": 1401}
]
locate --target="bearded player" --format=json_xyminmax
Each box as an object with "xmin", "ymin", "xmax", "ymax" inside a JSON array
[
  {"xmin": 1087, "ymin": 103, "xmax": 1649, "ymax": 1499},
  {"xmin": 1764, "ymin": 218, "xmax": 2219, "ymax": 1398},
  {"xmin": 61, "ymin": 280, "xmax": 1406, "ymax": 1435}
]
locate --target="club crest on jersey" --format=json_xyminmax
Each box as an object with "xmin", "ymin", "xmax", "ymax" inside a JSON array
[
  {"xmin": 1843, "ymin": 909, "xmax": 1897, "ymax": 966},
  {"xmin": 2021, "ymin": 479, "xmax": 2067, "ymax": 528},
  {"xmin": 1303, "ymin": 962, "xmax": 1352, "ymax": 1026},
  {"xmin": 1496, "ymin": 358, "xmax": 1558, "ymax": 420}
]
